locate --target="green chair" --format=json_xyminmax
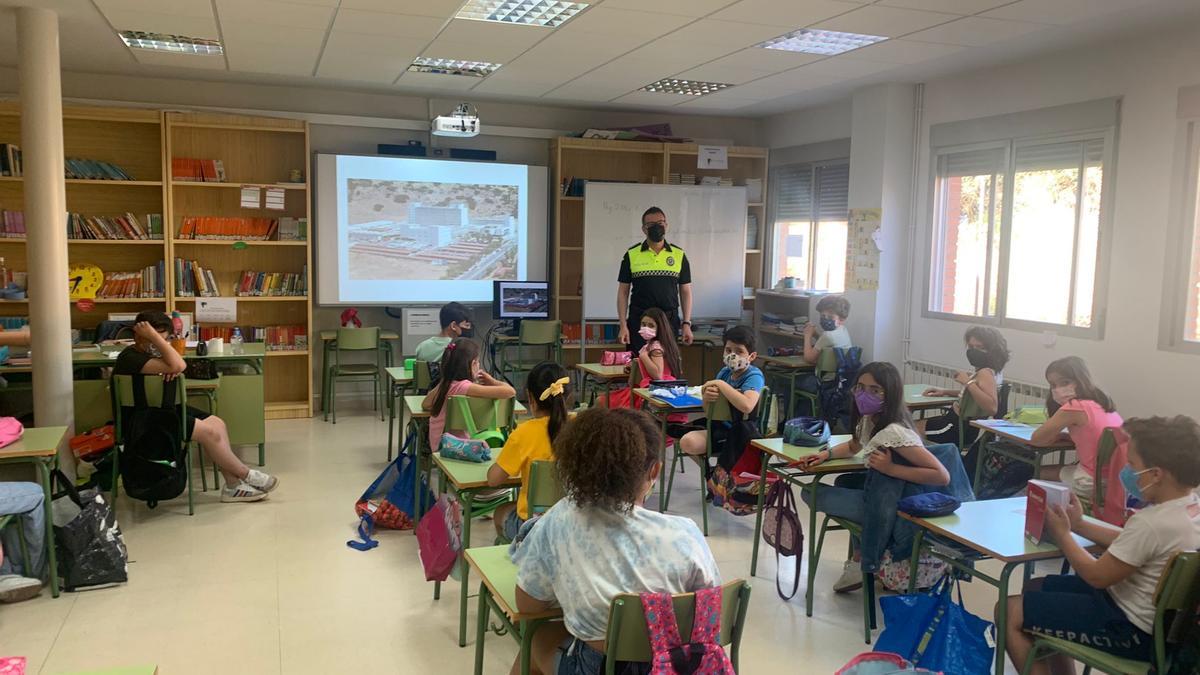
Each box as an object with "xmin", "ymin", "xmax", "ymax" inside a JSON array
[
  {"xmin": 414, "ymin": 359, "xmax": 434, "ymax": 393},
  {"xmin": 1023, "ymin": 550, "xmax": 1200, "ymax": 675},
  {"xmin": 1081, "ymin": 427, "xmax": 1121, "ymax": 516},
  {"xmin": 792, "ymin": 349, "xmax": 838, "ymax": 420},
  {"xmin": 325, "ymin": 327, "xmax": 383, "ymax": 424},
  {"xmin": 957, "ymin": 385, "xmax": 988, "ymax": 455},
  {"xmin": 443, "ymin": 395, "xmax": 517, "ymax": 515},
  {"xmin": 665, "ymin": 386, "xmax": 770, "ymax": 536},
  {"xmin": 527, "ymin": 460, "xmax": 564, "ymax": 515},
  {"xmin": 110, "ymin": 374, "xmax": 197, "ymax": 516},
  {"xmin": 812, "ymin": 516, "xmax": 877, "ymax": 644},
  {"xmin": 501, "ymin": 320, "xmax": 563, "ymax": 384},
  {"xmin": 603, "ymin": 579, "xmax": 752, "ymax": 674},
  {"xmin": 185, "ymin": 375, "xmax": 221, "ymax": 492}
]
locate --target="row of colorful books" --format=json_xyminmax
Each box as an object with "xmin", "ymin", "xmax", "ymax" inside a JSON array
[
  {"xmin": 0, "ymin": 316, "xmax": 27, "ymax": 330},
  {"xmin": 173, "ymin": 258, "xmax": 222, "ymax": 297},
  {"xmin": 0, "ymin": 144, "xmax": 22, "ymax": 177},
  {"xmin": 1, "ymin": 210, "xmax": 25, "ymax": 238},
  {"xmin": 65, "ymin": 158, "xmax": 135, "ymax": 181},
  {"xmin": 195, "ymin": 325, "xmax": 307, "ymax": 351},
  {"xmin": 560, "ymin": 322, "xmax": 622, "ymax": 345},
  {"xmin": 178, "ymin": 216, "xmax": 278, "ymax": 240},
  {"xmin": 68, "ymin": 212, "xmax": 164, "ymax": 240},
  {"xmin": 172, "ymin": 158, "xmax": 227, "ymax": 183},
  {"xmin": 235, "ymin": 268, "xmax": 307, "ymax": 297},
  {"xmin": 96, "ymin": 263, "xmax": 166, "ymax": 299}
]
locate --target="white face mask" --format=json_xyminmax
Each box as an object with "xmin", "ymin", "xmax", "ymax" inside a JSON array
[{"xmin": 724, "ymin": 352, "xmax": 750, "ymax": 372}]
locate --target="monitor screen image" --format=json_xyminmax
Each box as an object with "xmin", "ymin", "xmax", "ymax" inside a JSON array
[{"xmin": 495, "ymin": 280, "xmax": 550, "ymax": 319}]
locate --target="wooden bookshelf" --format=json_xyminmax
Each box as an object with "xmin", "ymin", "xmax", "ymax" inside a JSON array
[
  {"xmin": 0, "ymin": 103, "xmax": 169, "ymax": 333},
  {"xmin": 166, "ymin": 111, "xmax": 312, "ymax": 420},
  {"xmin": 550, "ymin": 137, "xmax": 768, "ymax": 377}
]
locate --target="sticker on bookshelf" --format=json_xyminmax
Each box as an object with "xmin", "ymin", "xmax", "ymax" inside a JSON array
[
  {"xmin": 196, "ymin": 297, "xmax": 237, "ymax": 323},
  {"xmin": 233, "ymin": 241, "xmax": 247, "ymax": 250}
]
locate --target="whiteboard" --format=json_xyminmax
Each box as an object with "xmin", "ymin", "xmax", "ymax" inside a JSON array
[{"xmin": 583, "ymin": 183, "xmax": 747, "ymax": 320}]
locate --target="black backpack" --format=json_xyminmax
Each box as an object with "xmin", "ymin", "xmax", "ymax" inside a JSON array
[
  {"xmin": 120, "ymin": 376, "xmax": 188, "ymax": 508},
  {"xmin": 819, "ymin": 347, "xmax": 863, "ymax": 432}
]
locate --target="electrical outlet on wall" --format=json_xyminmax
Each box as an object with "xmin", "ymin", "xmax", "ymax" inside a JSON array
[{"xmin": 1042, "ymin": 330, "xmax": 1057, "ymax": 347}]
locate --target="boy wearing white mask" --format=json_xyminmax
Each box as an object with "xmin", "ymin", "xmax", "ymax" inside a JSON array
[
  {"xmin": 678, "ymin": 326, "xmax": 764, "ymax": 459},
  {"xmin": 1002, "ymin": 415, "xmax": 1200, "ymax": 675}
]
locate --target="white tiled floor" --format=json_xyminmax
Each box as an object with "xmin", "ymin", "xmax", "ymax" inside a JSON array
[{"xmin": 2, "ymin": 407, "xmax": 1028, "ymax": 674}]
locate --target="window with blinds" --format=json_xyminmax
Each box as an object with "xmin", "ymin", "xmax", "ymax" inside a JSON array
[
  {"xmin": 928, "ymin": 133, "xmax": 1113, "ymax": 334},
  {"xmin": 771, "ymin": 160, "xmax": 849, "ymax": 291}
]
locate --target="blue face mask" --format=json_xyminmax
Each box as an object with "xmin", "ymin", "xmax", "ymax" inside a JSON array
[
  {"xmin": 819, "ymin": 316, "xmax": 837, "ymax": 332},
  {"xmin": 1119, "ymin": 465, "xmax": 1155, "ymax": 501}
]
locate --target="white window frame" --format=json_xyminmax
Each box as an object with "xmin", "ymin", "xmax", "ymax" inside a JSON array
[
  {"xmin": 923, "ymin": 128, "xmax": 1117, "ymax": 339},
  {"xmin": 768, "ymin": 159, "xmax": 850, "ymax": 292},
  {"xmin": 1159, "ymin": 115, "xmax": 1200, "ymax": 354}
]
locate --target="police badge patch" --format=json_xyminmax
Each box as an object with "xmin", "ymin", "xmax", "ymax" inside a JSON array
[{"xmin": 666, "ymin": 256, "xmax": 675, "ymax": 266}]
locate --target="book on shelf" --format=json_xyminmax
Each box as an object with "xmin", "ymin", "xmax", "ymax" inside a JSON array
[
  {"xmin": 95, "ymin": 262, "xmax": 166, "ymax": 299},
  {"xmin": 202, "ymin": 325, "xmax": 305, "ymax": 351},
  {"xmin": 236, "ymin": 267, "xmax": 307, "ymax": 297},
  {"xmin": 172, "ymin": 158, "xmax": 227, "ymax": 183},
  {"xmin": 178, "ymin": 216, "xmax": 278, "ymax": 240},
  {"xmin": 1, "ymin": 210, "xmax": 25, "ymax": 238},
  {"xmin": 64, "ymin": 158, "xmax": 134, "ymax": 181},
  {"xmin": 67, "ymin": 212, "xmax": 163, "ymax": 240},
  {"xmin": 1025, "ymin": 479, "xmax": 1072, "ymax": 544},
  {"xmin": 276, "ymin": 217, "xmax": 307, "ymax": 241},
  {"xmin": 0, "ymin": 144, "xmax": 22, "ymax": 177},
  {"xmin": 173, "ymin": 258, "xmax": 222, "ymax": 297},
  {"xmin": 0, "ymin": 316, "xmax": 28, "ymax": 330}
]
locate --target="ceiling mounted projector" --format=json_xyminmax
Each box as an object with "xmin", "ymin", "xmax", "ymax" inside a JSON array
[{"xmin": 432, "ymin": 103, "xmax": 480, "ymax": 138}]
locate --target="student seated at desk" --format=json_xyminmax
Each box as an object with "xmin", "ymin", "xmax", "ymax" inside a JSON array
[
  {"xmin": 511, "ymin": 407, "xmax": 721, "ymax": 675},
  {"xmin": 918, "ymin": 326, "xmax": 1010, "ymax": 448},
  {"xmin": 413, "ymin": 301, "xmax": 472, "ymax": 364},
  {"xmin": 1031, "ymin": 356, "xmax": 1122, "ymax": 501},
  {"xmin": 675, "ymin": 326, "xmax": 764, "ymax": 467},
  {"xmin": 114, "ymin": 312, "xmax": 278, "ymax": 503},
  {"xmin": 605, "ymin": 308, "xmax": 682, "ymax": 410},
  {"xmin": 0, "ymin": 481, "xmax": 46, "ymax": 603},
  {"xmin": 488, "ymin": 362, "xmax": 570, "ymax": 541},
  {"xmin": 794, "ymin": 362, "xmax": 951, "ymax": 593},
  {"xmin": 421, "ymin": 337, "xmax": 515, "ymax": 451},
  {"xmin": 802, "ymin": 294, "xmax": 853, "ymax": 364},
  {"xmin": 1002, "ymin": 415, "xmax": 1200, "ymax": 674}
]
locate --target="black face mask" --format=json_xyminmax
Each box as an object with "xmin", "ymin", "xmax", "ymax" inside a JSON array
[
  {"xmin": 459, "ymin": 325, "xmax": 474, "ymax": 339},
  {"xmin": 966, "ymin": 348, "xmax": 989, "ymax": 369},
  {"xmin": 646, "ymin": 223, "xmax": 666, "ymax": 243}
]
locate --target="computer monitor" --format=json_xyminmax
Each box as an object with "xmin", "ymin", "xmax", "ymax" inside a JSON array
[{"xmin": 493, "ymin": 280, "xmax": 551, "ymax": 320}]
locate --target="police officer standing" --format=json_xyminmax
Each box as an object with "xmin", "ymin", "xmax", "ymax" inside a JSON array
[{"xmin": 616, "ymin": 206, "xmax": 694, "ymax": 355}]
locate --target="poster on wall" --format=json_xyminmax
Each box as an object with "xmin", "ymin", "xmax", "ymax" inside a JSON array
[{"xmin": 846, "ymin": 208, "xmax": 882, "ymax": 291}]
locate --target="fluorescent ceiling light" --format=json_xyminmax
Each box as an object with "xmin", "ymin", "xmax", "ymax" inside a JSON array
[
  {"xmin": 408, "ymin": 57, "xmax": 501, "ymax": 78},
  {"xmin": 640, "ymin": 78, "xmax": 732, "ymax": 97},
  {"xmin": 758, "ymin": 28, "xmax": 886, "ymax": 56},
  {"xmin": 119, "ymin": 30, "xmax": 223, "ymax": 55},
  {"xmin": 456, "ymin": 0, "xmax": 588, "ymax": 28}
]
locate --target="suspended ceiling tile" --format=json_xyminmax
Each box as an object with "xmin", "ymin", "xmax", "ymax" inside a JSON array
[
  {"xmin": 673, "ymin": 63, "xmax": 775, "ymax": 85},
  {"xmin": 221, "ymin": 23, "xmax": 326, "ymax": 48},
  {"xmin": 708, "ymin": 47, "xmax": 825, "ymax": 72},
  {"xmin": 840, "ymin": 38, "xmax": 966, "ymax": 64},
  {"xmin": 316, "ymin": 33, "xmax": 427, "ymax": 82},
  {"xmin": 667, "ymin": 19, "xmax": 796, "ymax": 48},
  {"xmin": 329, "ymin": 9, "xmax": 446, "ymax": 38},
  {"xmin": 542, "ymin": 82, "xmax": 634, "ymax": 102},
  {"xmin": 396, "ymin": 70, "xmax": 486, "ymax": 91},
  {"xmin": 812, "ymin": 4, "xmax": 958, "ymax": 37},
  {"xmin": 420, "ymin": 38, "xmax": 527, "ymax": 64},
  {"xmin": 559, "ymin": 6, "xmax": 694, "ymax": 38},
  {"xmin": 676, "ymin": 95, "xmax": 768, "ymax": 111},
  {"xmin": 130, "ymin": 51, "xmax": 227, "ymax": 70},
  {"xmin": 213, "ymin": 0, "xmax": 334, "ymax": 30},
  {"xmin": 471, "ymin": 78, "xmax": 560, "ymax": 97},
  {"xmin": 907, "ymin": 16, "xmax": 1048, "ymax": 46},
  {"xmin": 621, "ymin": 39, "xmax": 742, "ymax": 66},
  {"xmin": 792, "ymin": 56, "xmax": 899, "ymax": 79},
  {"xmin": 877, "ymin": 0, "xmax": 1016, "ymax": 14},
  {"xmin": 338, "ymin": 0, "xmax": 465, "ymax": 18},
  {"xmin": 98, "ymin": 10, "xmax": 218, "ymax": 38},
  {"xmin": 597, "ymin": 0, "xmax": 736, "ymax": 17},
  {"xmin": 434, "ymin": 18, "xmax": 553, "ymax": 47},
  {"xmin": 982, "ymin": 0, "xmax": 1152, "ymax": 25},
  {"xmin": 612, "ymin": 90, "xmax": 698, "ymax": 106},
  {"xmin": 710, "ymin": 0, "xmax": 861, "ymax": 28},
  {"xmin": 225, "ymin": 42, "xmax": 323, "ymax": 77}
]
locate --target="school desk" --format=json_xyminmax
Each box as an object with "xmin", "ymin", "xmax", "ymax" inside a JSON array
[
  {"xmin": 632, "ymin": 387, "xmax": 706, "ymax": 512},
  {"xmin": 747, "ymin": 435, "xmax": 859, "ymax": 618},
  {"xmin": 899, "ymin": 497, "xmax": 1103, "ymax": 675},
  {"xmin": 385, "ymin": 366, "xmax": 412, "ymax": 461},
  {"xmin": 431, "ymin": 454, "xmax": 521, "ymax": 648},
  {"xmin": 317, "ymin": 329, "xmax": 400, "ymax": 413},
  {"xmin": 757, "ymin": 355, "xmax": 816, "ymax": 420},
  {"xmin": 970, "ymin": 418, "xmax": 1074, "ymax": 487},
  {"xmin": 574, "ymin": 362, "xmax": 627, "ymax": 406},
  {"xmin": 903, "ymin": 383, "xmax": 959, "ymax": 413},
  {"xmin": 0, "ymin": 425, "xmax": 67, "ymax": 598},
  {"xmin": 465, "ymin": 545, "xmax": 563, "ymax": 675}
]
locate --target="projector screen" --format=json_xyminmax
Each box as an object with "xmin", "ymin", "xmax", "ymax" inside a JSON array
[{"xmin": 315, "ymin": 153, "xmax": 548, "ymax": 305}]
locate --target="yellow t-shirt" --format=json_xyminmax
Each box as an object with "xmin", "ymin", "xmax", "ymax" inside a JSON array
[{"xmin": 495, "ymin": 416, "xmax": 554, "ymax": 520}]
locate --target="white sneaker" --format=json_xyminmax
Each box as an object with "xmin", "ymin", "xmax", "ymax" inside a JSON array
[
  {"xmin": 0, "ymin": 574, "xmax": 43, "ymax": 603},
  {"xmin": 833, "ymin": 560, "xmax": 863, "ymax": 593},
  {"xmin": 244, "ymin": 469, "xmax": 278, "ymax": 493},
  {"xmin": 221, "ymin": 481, "xmax": 268, "ymax": 503}
]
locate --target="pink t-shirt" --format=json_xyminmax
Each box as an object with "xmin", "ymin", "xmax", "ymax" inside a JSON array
[
  {"xmin": 637, "ymin": 340, "xmax": 676, "ymax": 386},
  {"xmin": 1062, "ymin": 398, "xmax": 1123, "ymax": 476},
  {"xmin": 429, "ymin": 379, "xmax": 472, "ymax": 449}
]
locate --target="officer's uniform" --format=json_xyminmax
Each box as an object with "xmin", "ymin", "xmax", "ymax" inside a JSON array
[{"xmin": 617, "ymin": 239, "xmax": 691, "ymax": 356}]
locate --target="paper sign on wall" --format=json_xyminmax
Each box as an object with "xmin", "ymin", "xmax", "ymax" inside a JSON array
[
  {"xmin": 196, "ymin": 297, "xmax": 237, "ymax": 323},
  {"xmin": 697, "ymin": 145, "xmax": 728, "ymax": 170},
  {"xmin": 405, "ymin": 309, "xmax": 440, "ymax": 336},
  {"xmin": 846, "ymin": 208, "xmax": 882, "ymax": 291},
  {"xmin": 240, "ymin": 185, "xmax": 261, "ymax": 209}
]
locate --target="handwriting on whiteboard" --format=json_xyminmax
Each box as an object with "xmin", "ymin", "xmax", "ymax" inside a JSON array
[{"xmin": 601, "ymin": 201, "xmax": 634, "ymax": 216}]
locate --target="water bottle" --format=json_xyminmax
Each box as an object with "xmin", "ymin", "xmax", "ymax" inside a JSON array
[{"xmin": 231, "ymin": 327, "xmax": 244, "ymax": 355}]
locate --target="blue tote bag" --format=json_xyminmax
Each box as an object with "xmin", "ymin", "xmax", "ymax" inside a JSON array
[
  {"xmin": 347, "ymin": 429, "xmax": 435, "ymax": 551},
  {"xmin": 874, "ymin": 576, "xmax": 994, "ymax": 675}
]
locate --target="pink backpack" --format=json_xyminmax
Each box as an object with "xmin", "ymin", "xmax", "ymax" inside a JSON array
[
  {"xmin": 0, "ymin": 417, "xmax": 23, "ymax": 449},
  {"xmin": 640, "ymin": 587, "xmax": 734, "ymax": 675}
]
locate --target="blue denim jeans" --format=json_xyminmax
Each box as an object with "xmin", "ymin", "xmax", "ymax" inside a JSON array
[{"xmin": 0, "ymin": 481, "xmax": 46, "ymax": 579}]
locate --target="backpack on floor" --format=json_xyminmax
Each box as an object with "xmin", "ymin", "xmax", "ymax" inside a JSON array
[
  {"xmin": 641, "ymin": 587, "xmax": 734, "ymax": 675},
  {"xmin": 416, "ymin": 494, "xmax": 463, "ymax": 582},
  {"xmin": 347, "ymin": 432, "xmax": 435, "ymax": 551},
  {"xmin": 761, "ymin": 480, "xmax": 803, "ymax": 600},
  {"xmin": 120, "ymin": 376, "xmax": 188, "ymax": 508},
  {"xmin": 836, "ymin": 652, "xmax": 941, "ymax": 674}
]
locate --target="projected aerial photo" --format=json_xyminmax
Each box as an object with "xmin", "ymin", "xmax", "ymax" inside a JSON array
[{"xmin": 347, "ymin": 179, "xmax": 519, "ymax": 281}]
